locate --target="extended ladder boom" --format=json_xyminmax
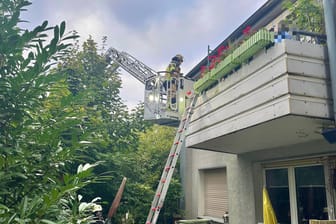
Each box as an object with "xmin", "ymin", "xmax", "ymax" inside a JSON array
[
  {"xmin": 105, "ymin": 47, "xmax": 157, "ymax": 84},
  {"xmin": 145, "ymin": 94, "xmax": 198, "ymax": 224}
]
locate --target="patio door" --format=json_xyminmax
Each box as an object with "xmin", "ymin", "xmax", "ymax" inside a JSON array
[{"xmin": 265, "ymin": 165, "xmax": 328, "ymax": 224}]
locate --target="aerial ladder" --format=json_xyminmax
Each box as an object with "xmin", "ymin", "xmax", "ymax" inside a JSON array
[
  {"xmin": 106, "ymin": 47, "xmax": 194, "ymax": 126},
  {"xmin": 105, "ymin": 47, "xmax": 197, "ymax": 224},
  {"xmin": 106, "ymin": 47, "xmax": 157, "ymax": 85}
]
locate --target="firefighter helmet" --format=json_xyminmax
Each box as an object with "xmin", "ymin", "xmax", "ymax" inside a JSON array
[{"xmin": 175, "ymin": 54, "xmax": 184, "ymax": 62}]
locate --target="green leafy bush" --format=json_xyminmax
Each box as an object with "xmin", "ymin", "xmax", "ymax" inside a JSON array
[{"xmin": 0, "ymin": 1, "xmax": 103, "ymax": 223}]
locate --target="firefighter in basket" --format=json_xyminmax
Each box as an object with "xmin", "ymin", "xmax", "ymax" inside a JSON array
[{"xmin": 164, "ymin": 54, "xmax": 184, "ymax": 107}]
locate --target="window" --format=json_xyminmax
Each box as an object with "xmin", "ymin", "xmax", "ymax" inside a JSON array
[
  {"xmin": 266, "ymin": 168, "xmax": 290, "ymax": 224},
  {"xmin": 265, "ymin": 165, "xmax": 328, "ymax": 224},
  {"xmin": 295, "ymin": 166, "xmax": 328, "ymax": 222}
]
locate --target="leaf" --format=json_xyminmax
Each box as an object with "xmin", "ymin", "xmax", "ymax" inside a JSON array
[
  {"xmin": 53, "ymin": 25, "xmax": 59, "ymax": 41},
  {"xmin": 7, "ymin": 213, "xmax": 17, "ymax": 224},
  {"xmin": 41, "ymin": 20, "xmax": 48, "ymax": 30},
  {"xmin": 40, "ymin": 219, "xmax": 57, "ymax": 224},
  {"xmin": 12, "ymin": 172, "xmax": 28, "ymax": 179},
  {"xmin": 62, "ymin": 34, "xmax": 80, "ymax": 41},
  {"xmin": 48, "ymin": 38, "xmax": 57, "ymax": 54},
  {"xmin": 60, "ymin": 21, "xmax": 66, "ymax": 37},
  {"xmin": 19, "ymin": 197, "xmax": 28, "ymax": 218},
  {"xmin": 36, "ymin": 33, "xmax": 48, "ymax": 39},
  {"xmin": 0, "ymin": 204, "xmax": 9, "ymax": 212}
]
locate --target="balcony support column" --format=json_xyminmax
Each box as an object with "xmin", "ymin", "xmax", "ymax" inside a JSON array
[{"xmin": 323, "ymin": 0, "xmax": 336, "ymax": 119}]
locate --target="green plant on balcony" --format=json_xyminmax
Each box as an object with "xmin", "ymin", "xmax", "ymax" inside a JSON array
[
  {"xmin": 194, "ymin": 28, "xmax": 274, "ymax": 94},
  {"xmin": 283, "ymin": 0, "xmax": 325, "ymax": 34},
  {"xmin": 194, "ymin": 71, "xmax": 217, "ymax": 94}
]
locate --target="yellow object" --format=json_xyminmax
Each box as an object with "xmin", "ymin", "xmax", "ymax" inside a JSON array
[
  {"xmin": 166, "ymin": 62, "xmax": 178, "ymax": 80},
  {"xmin": 263, "ymin": 187, "xmax": 278, "ymax": 224},
  {"xmin": 309, "ymin": 220, "xmax": 336, "ymax": 224}
]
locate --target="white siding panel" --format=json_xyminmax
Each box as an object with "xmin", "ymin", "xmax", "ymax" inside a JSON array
[
  {"xmin": 284, "ymin": 40, "xmax": 326, "ymax": 60},
  {"xmin": 289, "ymin": 96, "xmax": 332, "ymax": 117},
  {"xmin": 193, "ymin": 56, "xmax": 288, "ymax": 122},
  {"xmin": 287, "ymin": 57, "xmax": 327, "ymax": 78},
  {"xmin": 288, "ymin": 76, "xmax": 329, "ymax": 98},
  {"xmin": 188, "ymin": 77, "xmax": 289, "ymax": 135},
  {"xmin": 186, "ymin": 96, "xmax": 291, "ymax": 147}
]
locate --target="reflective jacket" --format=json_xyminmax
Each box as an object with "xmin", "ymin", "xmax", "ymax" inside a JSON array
[{"xmin": 165, "ymin": 62, "xmax": 181, "ymax": 80}]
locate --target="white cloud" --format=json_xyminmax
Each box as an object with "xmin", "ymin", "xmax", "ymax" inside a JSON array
[
  {"xmin": 23, "ymin": 0, "xmax": 267, "ymax": 110},
  {"xmin": 119, "ymin": 74, "xmax": 144, "ymax": 110}
]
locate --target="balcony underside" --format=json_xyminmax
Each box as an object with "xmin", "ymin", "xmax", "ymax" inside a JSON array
[{"xmin": 186, "ymin": 114, "xmax": 333, "ymax": 154}]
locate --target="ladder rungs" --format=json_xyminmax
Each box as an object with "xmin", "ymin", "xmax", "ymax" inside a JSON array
[
  {"xmin": 151, "ymin": 206, "xmax": 161, "ymax": 211},
  {"xmin": 145, "ymin": 95, "xmax": 198, "ymax": 224}
]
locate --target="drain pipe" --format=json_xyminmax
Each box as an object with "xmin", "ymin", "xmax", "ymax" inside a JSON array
[
  {"xmin": 322, "ymin": 0, "xmax": 336, "ymax": 143},
  {"xmin": 323, "ymin": 0, "xmax": 336, "ymax": 118}
]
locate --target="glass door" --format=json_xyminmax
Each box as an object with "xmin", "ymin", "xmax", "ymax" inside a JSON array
[
  {"xmin": 265, "ymin": 165, "xmax": 328, "ymax": 224},
  {"xmin": 295, "ymin": 166, "xmax": 328, "ymax": 223},
  {"xmin": 266, "ymin": 168, "xmax": 291, "ymax": 224}
]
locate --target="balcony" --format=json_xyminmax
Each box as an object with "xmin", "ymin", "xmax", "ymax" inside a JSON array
[{"xmin": 185, "ymin": 39, "xmax": 334, "ymax": 154}]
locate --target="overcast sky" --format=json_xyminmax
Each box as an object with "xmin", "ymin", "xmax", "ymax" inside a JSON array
[{"xmin": 21, "ymin": 0, "xmax": 267, "ymax": 109}]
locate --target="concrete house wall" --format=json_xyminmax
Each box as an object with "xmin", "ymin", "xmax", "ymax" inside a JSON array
[{"xmin": 183, "ymin": 40, "xmax": 335, "ymax": 224}]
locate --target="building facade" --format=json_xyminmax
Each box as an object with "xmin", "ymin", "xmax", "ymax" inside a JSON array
[{"xmin": 183, "ymin": 0, "xmax": 336, "ymax": 223}]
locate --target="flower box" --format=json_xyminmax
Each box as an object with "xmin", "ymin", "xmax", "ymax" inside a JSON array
[
  {"xmin": 194, "ymin": 29, "xmax": 274, "ymax": 93},
  {"xmin": 194, "ymin": 72, "xmax": 217, "ymax": 93},
  {"xmin": 210, "ymin": 54, "xmax": 238, "ymax": 80},
  {"xmin": 232, "ymin": 29, "xmax": 274, "ymax": 64}
]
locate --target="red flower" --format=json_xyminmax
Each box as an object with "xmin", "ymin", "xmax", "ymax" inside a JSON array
[
  {"xmin": 208, "ymin": 55, "xmax": 220, "ymax": 70},
  {"xmin": 243, "ymin": 26, "xmax": 251, "ymax": 35},
  {"xmin": 217, "ymin": 45, "xmax": 229, "ymax": 57},
  {"xmin": 200, "ymin": 65, "xmax": 207, "ymax": 75},
  {"xmin": 209, "ymin": 62, "xmax": 216, "ymax": 70},
  {"xmin": 208, "ymin": 55, "xmax": 218, "ymax": 61}
]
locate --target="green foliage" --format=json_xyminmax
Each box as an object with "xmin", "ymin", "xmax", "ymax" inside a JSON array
[
  {"xmin": 62, "ymin": 36, "xmax": 137, "ymax": 154},
  {"xmin": 60, "ymin": 36, "xmax": 168, "ymax": 224},
  {"xmin": 112, "ymin": 125, "xmax": 183, "ymax": 224},
  {"xmin": 0, "ymin": 0, "xmax": 102, "ymax": 223},
  {"xmin": 283, "ymin": 0, "xmax": 325, "ymax": 33},
  {"xmin": 1, "ymin": 1, "xmax": 184, "ymax": 223}
]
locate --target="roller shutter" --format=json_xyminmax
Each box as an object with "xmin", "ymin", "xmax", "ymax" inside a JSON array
[{"xmin": 204, "ymin": 168, "xmax": 228, "ymax": 218}]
